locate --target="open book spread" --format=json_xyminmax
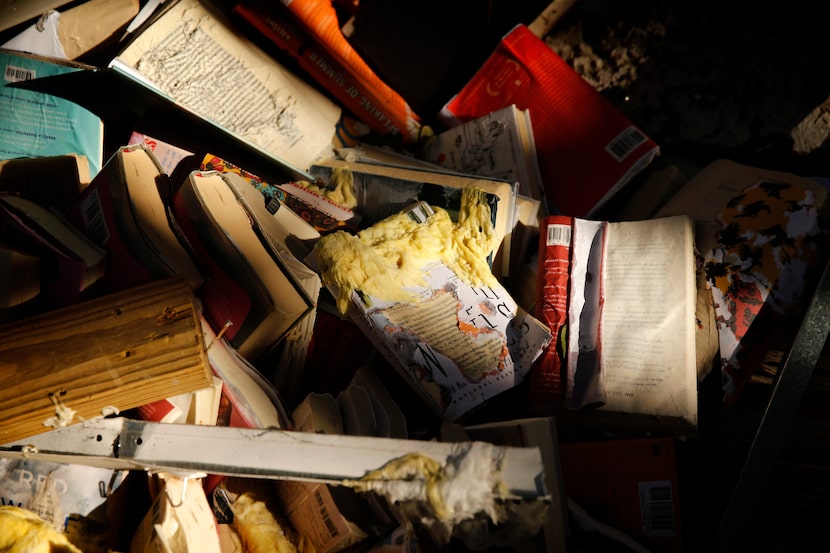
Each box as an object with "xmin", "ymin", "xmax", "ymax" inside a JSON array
[{"xmin": 537, "ymin": 215, "xmax": 698, "ymax": 426}]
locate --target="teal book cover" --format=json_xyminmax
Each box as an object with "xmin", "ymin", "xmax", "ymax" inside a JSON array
[{"xmin": 0, "ymin": 49, "xmax": 103, "ymax": 177}]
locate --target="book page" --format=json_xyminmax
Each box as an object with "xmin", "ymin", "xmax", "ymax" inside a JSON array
[
  {"xmin": 599, "ymin": 216, "xmax": 696, "ymax": 424},
  {"xmin": 355, "ymin": 262, "xmax": 551, "ymax": 421},
  {"xmin": 567, "ymin": 218, "xmax": 606, "ymax": 409},
  {"xmin": 117, "ymin": 0, "xmax": 340, "ymax": 170}
]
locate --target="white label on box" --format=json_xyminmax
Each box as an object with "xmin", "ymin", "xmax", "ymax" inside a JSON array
[{"xmin": 638, "ymin": 480, "xmax": 676, "ymax": 536}]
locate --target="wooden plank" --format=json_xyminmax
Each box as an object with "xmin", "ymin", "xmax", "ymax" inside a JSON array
[{"xmin": 0, "ymin": 276, "xmax": 211, "ymax": 443}]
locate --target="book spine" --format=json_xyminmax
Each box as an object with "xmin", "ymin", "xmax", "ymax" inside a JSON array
[
  {"xmin": 246, "ymin": 0, "xmax": 421, "ymax": 141},
  {"xmin": 530, "ymin": 215, "xmax": 573, "ymax": 412}
]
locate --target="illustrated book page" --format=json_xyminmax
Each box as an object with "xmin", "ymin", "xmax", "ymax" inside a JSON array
[
  {"xmin": 349, "ymin": 261, "xmax": 551, "ymax": 421},
  {"xmin": 422, "ymin": 104, "xmax": 542, "ymax": 200}
]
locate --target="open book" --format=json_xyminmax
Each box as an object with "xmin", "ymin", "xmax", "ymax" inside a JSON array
[{"xmin": 535, "ymin": 215, "xmax": 698, "ymax": 427}]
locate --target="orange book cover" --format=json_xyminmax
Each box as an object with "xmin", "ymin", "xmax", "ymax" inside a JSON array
[
  {"xmin": 267, "ymin": 0, "xmax": 421, "ymax": 141},
  {"xmin": 224, "ymin": 0, "xmax": 422, "ymax": 142},
  {"xmin": 440, "ymin": 24, "xmax": 659, "ymax": 217}
]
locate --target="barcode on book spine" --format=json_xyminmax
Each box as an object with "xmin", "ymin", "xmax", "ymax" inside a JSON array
[
  {"xmin": 313, "ymin": 487, "xmax": 339, "ymax": 540},
  {"xmin": 4, "ymin": 64, "xmax": 35, "ymax": 82},
  {"xmin": 80, "ymin": 188, "xmax": 110, "ymax": 245},
  {"xmin": 606, "ymin": 126, "xmax": 648, "ymax": 161},
  {"xmin": 639, "ymin": 480, "xmax": 675, "ymax": 536},
  {"xmin": 546, "ymin": 223, "xmax": 572, "ymax": 247}
]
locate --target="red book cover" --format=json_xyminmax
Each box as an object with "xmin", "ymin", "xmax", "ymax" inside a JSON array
[
  {"xmin": 560, "ymin": 438, "xmax": 683, "ymax": 553},
  {"xmin": 440, "ymin": 24, "xmax": 659, "ymax": 217},
  {"xmin": 230, "ymin": 0, "xmax": 422, "ymax": 141},
  {"xmin": 135, "ymin": 398, "xmax": 182, "ymax": 423},
  {"xmin": 530, "ymin": 215, "xmax": 573, "ymax": 412}
]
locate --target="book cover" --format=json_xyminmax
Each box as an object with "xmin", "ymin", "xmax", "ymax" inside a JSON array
[
  {"xmin": 128, "ymin": 131, "xmax": 193, "ymax": 174},
  {"xmin": 559, "ymin": 438, "xmax": 683, "ymax": 553},
  {"xmin": 115, "ymin": 0, "xmax": 342, "ymax": 171},
  {"xmin": 0, "ymin": 0, "xmax": 74, "ymax": 34},
  {"xmin": 258, "ymin": 0, "xmax": 422, "ymax": 141},
  {"xmin": 439, "ymin": 24, "xmax": 659, "ymax": 218},
  {"xmin": 220, "ymin": 0, "xmax": 422, "ymax": 142},
  {"xmin": 313, "ymin": 198, "xmax": 551, "ymax": 421},
  {"xmin": 530, "ymin": 215, "xmax": 573, "ymax": 413},
  {"xmin": 8, "ymin": 59, "xmax": 320, "ymax": 187},
  {"xmin": 64, "ymin": 143, "xmax": 204, "ymax": 294},
  {"xmin": 1, "ymin": 0, "xmax": 139, "ymax": 60},
  {"xmin": 0, "ymin": 48, "xmax": 103, "ymax": 177},
  {"xmin": 655, "ymin": 159, "xmax": 830, "ymax": 405},
  {"xmin": 174, "ymin": 169, "xmax": 317, "ymax": 361}
]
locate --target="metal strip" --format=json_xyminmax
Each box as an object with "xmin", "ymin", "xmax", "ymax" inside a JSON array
[{"xmin": 713, "ymin": 259, "xmax": 830, "ymax": 551}]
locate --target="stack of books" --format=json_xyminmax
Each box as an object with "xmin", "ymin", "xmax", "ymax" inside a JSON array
[{"xmin": 9, "ymin": 2, "xmax": 819, "ymax": 553}]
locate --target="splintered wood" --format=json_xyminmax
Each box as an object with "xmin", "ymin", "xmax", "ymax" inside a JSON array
[{"xmin": 0, "ymin": 277, "xmax": 212, "ymax": 443}]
